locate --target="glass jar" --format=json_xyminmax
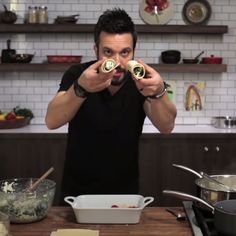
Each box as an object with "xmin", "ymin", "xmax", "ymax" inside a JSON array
[
  {"xmin": 38, "ymin": 6, "xmax": 48, "ymax": 24},
  {"xmin": 28, "ymin": 6, "xmax": 38, "ymax": 24}
]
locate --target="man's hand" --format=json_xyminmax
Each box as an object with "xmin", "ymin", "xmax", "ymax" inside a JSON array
[
  {"xmin": 132, "ymin": 60, "xmax": 164, "ymax": 97},
  {"xmin": 77, "ymin": 59, "xmax": 116, "ymax": 93}
]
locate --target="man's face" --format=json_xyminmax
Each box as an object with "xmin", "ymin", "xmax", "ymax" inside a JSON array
[{"xmin": 95, "ymin": 31, "xmax": 134, "ymax": 86}]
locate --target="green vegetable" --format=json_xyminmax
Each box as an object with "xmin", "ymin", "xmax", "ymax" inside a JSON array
[{"xmin": 13, "ymin": 106, "xmax": 34, "ymax": 118}]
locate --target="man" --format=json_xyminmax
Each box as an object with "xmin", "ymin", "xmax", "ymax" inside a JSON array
[{"xmin": 45, "ymin": 8, "xmax": 176, "ymax": 204}]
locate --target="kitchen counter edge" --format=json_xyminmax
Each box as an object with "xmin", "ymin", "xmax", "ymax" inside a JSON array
[{"xmin": 0, "ymin": 124, "xmax": 236, "ymax": 134}]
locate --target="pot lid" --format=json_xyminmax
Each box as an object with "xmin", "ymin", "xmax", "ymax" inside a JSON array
[{"xmin": 139, "ymin": 0, "xmax": 174, "ymax": 25}]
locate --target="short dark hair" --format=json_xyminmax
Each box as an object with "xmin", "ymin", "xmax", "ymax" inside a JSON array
[{"xmin": 94, "ymin": 8, "xmax": 137, "ymax": 49}]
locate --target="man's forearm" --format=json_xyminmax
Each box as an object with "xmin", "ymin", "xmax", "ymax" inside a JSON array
[
  {"xmin": 45, "ymin": 85, "xmax": 86, "ymax": 129},
  {"xmin": 144, "ymin": 94, "xmax": 177, "ymax": 134}
]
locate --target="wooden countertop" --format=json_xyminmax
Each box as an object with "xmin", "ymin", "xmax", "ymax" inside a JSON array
[{"xmin": 10, "ymin": 207, "xmax": 192, "ymax": 236}]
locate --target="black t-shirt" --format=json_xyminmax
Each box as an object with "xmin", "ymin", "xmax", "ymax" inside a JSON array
[{"xmin": 59, "ymin": 61, "xmax": 146, "ymax": 200}]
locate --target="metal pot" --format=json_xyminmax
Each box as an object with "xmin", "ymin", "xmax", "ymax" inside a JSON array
[
  {"xmin": 161, "ymin": 50, "xmax": 181, "ymax": 64},
  {"xmin": 196, "ymin": 175, "xmax": 236, "ymax": 205},
  {"xmin": 201, "ymin": 55, "xmax": 222, "ymax": 64},
  {"xmin": 172, "ymin": 164, "xmax": 236, "ymax": 206},
  {"xmin": 9, "ymin": 53, "xmax": 34, "ymax": 63},
  {"xmin": 211, "ymin": 116, "xmax": 236, "ymax": 129},
  {"xmin": 182, "ymin": 58, "xmax": 199, "ymax": 64},
  {"xmin": 1, "ymin": 39, "xmax": 16, "ymax": 63},
  {"xmin": 0, "ymin": 5, "xmax": 17, "ymax": 24},
  {"xmin": 163, "ymin": 190, "xmax": 236, "ymax": 236},
  {"xmin": 182, "ymin": 51, "xmax": 204, "ymax": 64}
]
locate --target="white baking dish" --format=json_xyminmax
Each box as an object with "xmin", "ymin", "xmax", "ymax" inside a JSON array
[{"xmin": 64, "ymin": 194, "xmax": 154, "ymax": 224}]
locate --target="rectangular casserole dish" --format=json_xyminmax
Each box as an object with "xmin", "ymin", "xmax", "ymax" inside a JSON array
[
  {"xmin": 47, "ymin": 55, "xmax": 82, "ymax": 63},
  {"xmin": 64, "ymin": 194, "xmax": 154, "ymax": 224}
]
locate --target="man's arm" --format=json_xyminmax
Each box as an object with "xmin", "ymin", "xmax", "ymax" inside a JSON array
[
  {"xmin": 132, "ymin": 60, "xmax": 177, "ymax": 133},
  {"xmin": 45, "ymin": 59, "xmax": 114, "ymax": 129},
  {"xmin": 144, "ymin": 94, "xmax": 177, "ymax": 133},
  {"xmin": 45, "ymin": 86, "xmax": 86, "ymax": 129}
]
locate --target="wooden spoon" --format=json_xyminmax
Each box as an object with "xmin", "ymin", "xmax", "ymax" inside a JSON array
[{"xmin": 27, "ymin": 167, "xmax": 54, "ymax": 192}]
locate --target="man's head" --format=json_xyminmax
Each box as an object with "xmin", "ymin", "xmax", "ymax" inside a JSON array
[
  {"xmin": 94, "ymin": 8, "xmax": 137, "ymax": 50},
  {"xmin": 94, "ymin": 8, "xmax": 137, "ymax": 86}
]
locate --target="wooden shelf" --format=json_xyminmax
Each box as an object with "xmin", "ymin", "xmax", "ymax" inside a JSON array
[
  {"xmin": 136, "ymin": 25, "xmax": 228, "ymax": 34},
  {"xmin": 150, "ymin": 64, "xmax": 227, "ymax": 73},
  {"xmin": 0, "ymin": 63, "xmax": 74, "ymax": 72},
  {"xmin": 0, "ymin": 24, "xmax": 227, "ymax": 74},
  {"xmin": 0, "ymin": 24, "xmax": 228, "ymax": 34},
  {"xmin": 0, "ymin": 63, "xmax": 227, "ymax": 73}
]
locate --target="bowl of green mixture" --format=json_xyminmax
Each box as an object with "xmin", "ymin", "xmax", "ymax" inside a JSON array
[{"xmin": 0, "ymin": 178, "xmax": 56, "ymax": 223}]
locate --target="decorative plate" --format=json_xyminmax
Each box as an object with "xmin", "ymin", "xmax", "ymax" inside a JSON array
[
  {"xmin": 139, "ymin": 0, "xmax": 174, "ymax": 25},
  {"xmin": 182, "ymin": 0, "xmax": 211, "ymax": 25}
]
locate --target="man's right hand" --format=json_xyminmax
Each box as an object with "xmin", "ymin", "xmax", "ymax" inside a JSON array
[{"xmin": 78, "ymin": 59, "xmax": 116, "ymax": 93}]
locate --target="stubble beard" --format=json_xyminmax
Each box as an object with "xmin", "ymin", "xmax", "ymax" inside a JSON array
[
  {"xmin": 96, "ymin": 51, "xmax": 129, "ymax": 86},
  {"xmin": 111, "ymin": 67, "xmax": 128, "ymax": 86}
]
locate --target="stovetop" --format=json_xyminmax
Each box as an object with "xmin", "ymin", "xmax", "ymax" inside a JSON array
[{"xmin": 183, "ymin": 201, "xmax": 220, "ymax": 236}]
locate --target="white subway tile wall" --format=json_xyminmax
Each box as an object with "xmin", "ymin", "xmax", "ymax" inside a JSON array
[{"xmin": 0, "ymin": 0, "xmax": 235, "ymax": 125}]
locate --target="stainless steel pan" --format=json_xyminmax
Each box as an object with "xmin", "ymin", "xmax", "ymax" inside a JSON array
[{"xmin": 172, "ymin": 164, "xmax": 236, "ymax": 206}]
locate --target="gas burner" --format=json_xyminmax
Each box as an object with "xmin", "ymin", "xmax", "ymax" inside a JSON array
[
  {"xmin": 183, "ymin": 201, "xmax": 220, "ymax": 236},
  {"xmin": 183, "ymin": 201, "xmax": 203, "ymax": 236}
]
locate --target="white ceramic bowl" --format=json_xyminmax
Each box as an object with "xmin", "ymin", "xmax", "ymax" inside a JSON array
[{"xmin": 64, "ymin": 194, "xmax": 154, "ymax": 224}]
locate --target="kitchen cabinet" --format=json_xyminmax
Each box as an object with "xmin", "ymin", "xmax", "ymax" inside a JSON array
[
  {"xmin": 1, "ymin": 132, "xmax": 236, "ymax": 206},
  {"xmin": 0, "ymin": 133, "xmax": 67, "ymax": 205},
  {"xmin": 0, "ymin": 24, "xmax": 228, "ymax": 73},
  {"xmin": 138, "ymin": 135, "xmax": 161, "ymax": 206}
]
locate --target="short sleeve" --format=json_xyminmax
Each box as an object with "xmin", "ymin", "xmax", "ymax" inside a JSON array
[{"xmin": 58, "ymin": 61, "xmax": 96, "ymax": 92}]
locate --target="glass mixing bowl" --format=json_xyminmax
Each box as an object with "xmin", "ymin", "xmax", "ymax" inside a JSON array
[{"xmin": 0, "ymin": 178, "xmax": 56, "ymax": 223}]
